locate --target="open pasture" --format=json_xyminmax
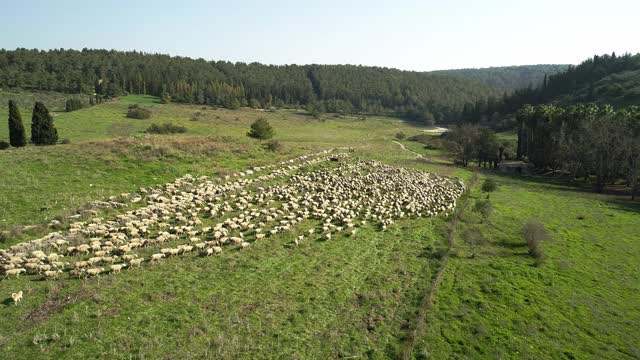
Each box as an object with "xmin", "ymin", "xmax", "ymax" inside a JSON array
[{"xmin": 0, "ymin": 95, "xmax": 637, "ymax": 359}]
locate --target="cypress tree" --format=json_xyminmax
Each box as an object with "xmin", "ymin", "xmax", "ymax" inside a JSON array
[
  {"xmin": 31, "ymin": 102, "xmax": 58, "ymax": 145},
  {"xmin": 8, "ymin": 100, "xmax": 26, "ymax": 147}
]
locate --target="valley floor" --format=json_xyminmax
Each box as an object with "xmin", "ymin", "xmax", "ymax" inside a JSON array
[{"xmin": 0, "ymin": 96, "xmax": 638, "ymax": 359}]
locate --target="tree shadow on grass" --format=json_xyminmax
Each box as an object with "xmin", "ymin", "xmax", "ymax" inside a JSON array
[
  {"xmin": 605, "ymin": 199, "xmax": 640, "ymax": 215},
  {"xmin": 478, "ymin": 167, "xmax": 639, "ymax": 206},
  {"xmin": 2, "ymin": 297, "xmax": 14, "ymax": 307}
]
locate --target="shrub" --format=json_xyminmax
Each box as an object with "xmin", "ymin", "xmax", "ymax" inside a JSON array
[
  {"xmin": 461, "ymin": 227, "xmax": 487, "ymax": 258},
  {"xmin": 473, "ymin": 199, "xmax": 493, "ymax": 221},
  {"xmin": 395, "ymin": 132, "xmax": 407, "ymax": 140},
  {"xmin": 127, "ymin": 105, "xmax": 152, "ymax": 119},
  {"xmin": 408, "ymin": 133, "xmax": 431, "ymax": 145},
  {"xmin": 145, "ymin": 122, "xmax": 187, "ymax": 134},
  {"xmin": 524, "ymin": 222, "xmax": 549, "ymax": 266},
  {"xmin": 481, "ymin": 178, "xmax": 498, "ymax": 198},
  {"xmin": 247, "ymin": 117, "xmax": 275, "ymax": 140},
  {"xmin": 65, "ymin": 97, "xmax": 84, "ymax": 112},
  {"xmin": 0, "ymin": 140, "xmax": 9, "ymax": 150},
  {"xmin": 60, "ymin": 138, "xmax": 71, "ymax": 144},
  {"xmin": 264, "ymin": 140, "xmax": 283, "ymax": 152}
]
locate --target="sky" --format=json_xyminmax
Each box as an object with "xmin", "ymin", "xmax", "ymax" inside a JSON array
[{"xmin": 1, "ymin": 0, "xmax": 639, "ymax": 71}]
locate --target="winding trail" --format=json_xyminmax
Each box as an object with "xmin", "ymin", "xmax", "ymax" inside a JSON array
[{"xmin": 391, "ymin": 140, "xmax": 423, "ymax": 158}]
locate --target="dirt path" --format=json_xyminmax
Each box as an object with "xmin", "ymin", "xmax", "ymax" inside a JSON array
[
  {"xmin": 400, "ymin": 174, "xmax": 477, "ymax": 359},
  {"xmin": 391, "ymin": 140, "xmax": 423, "ymax": 158}
]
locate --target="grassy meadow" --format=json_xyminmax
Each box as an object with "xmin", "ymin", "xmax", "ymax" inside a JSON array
[{"xmin": 0, "ymin": 95, "xmax": 638, "ymax": 359}]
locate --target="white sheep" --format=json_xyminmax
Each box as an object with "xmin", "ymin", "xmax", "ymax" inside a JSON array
[
  {"xmin": 86, "ymin": 267, "xmax": 105, "ymax": 277},
  {"xmin": 110, "ymin": 264, "xmax": 126, "ymax": 273},
  {"xmin": 43, "ymin": 270, "xmax": 63, "ymax": 280},
  {"xmin": 130, "ymin": 258, "xmax": 144, "ymax": 267},
  {"xmin": 150, "ymin": 253, "xmax": 165, "ymax": 262}
]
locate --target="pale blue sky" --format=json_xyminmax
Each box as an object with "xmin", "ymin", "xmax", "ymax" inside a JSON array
[{"xmin": 1, "ymin": 0, "xmax": 638, "ymax": 71}]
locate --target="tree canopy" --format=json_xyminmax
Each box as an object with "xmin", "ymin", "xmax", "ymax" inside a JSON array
[{"xmin": 0, "ymin": 48, "xmax": 503, "ymax": 123}]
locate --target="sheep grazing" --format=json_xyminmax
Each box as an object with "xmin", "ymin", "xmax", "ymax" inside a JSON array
[
  {"xmin": 150, "ymin": 253, "xmax": 165, "ymax": 262},
  {"xmin": 74, "ymin": 261, "xmax": 90, "ymax": 269},
  {"xmin": 43, "ymin": 270, "xmax": 63, "ymax": 280},
  {"xmin": 0, "ymin": 148, "xmax": 463, "ymax": 282},
  {"xmin": 11, "ymin": 291, "xmax": 23, "ymax": 305},
  {"xmin": 101, "ymin": 256, "xmax": 118, "ymax": 265},
  {"xmin": 129, "ymin": 258, "xmax": 144, "ymax": 267},
  {"xmin": 110, "ymin": 264, "xmax": 126, "ymax": 274},
  {"xmin": 70, "ymin": 269, "xmax": 86, "ymax": 278},
  {"xmin": 86, "ymin": 267, "xmax": 105, "ymax": 277},
  {"xmin": 122, "ymin": 254, "xmax": 138, "ymax": 261}
]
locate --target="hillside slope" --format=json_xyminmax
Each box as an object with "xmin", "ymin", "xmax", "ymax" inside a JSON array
[
  {"xmin": 430, "ymin": 64, "xmax": 569, "ymax": 93},
  {"xmin": 490, "ymin": 53, "xmax": 640, "ymax": 115}
]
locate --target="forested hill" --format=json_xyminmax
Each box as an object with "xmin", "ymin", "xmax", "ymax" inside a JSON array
[
  {"xmin": 431, "ymin": 64, "xmax": 569, "ymax": 93},
  {"xmin": 477, "ymin": 53, "xmax": 640, "ymax": 118},
  {"xmin": 0, "ymin": 48, "xmax": 503, "ymax": 123}
]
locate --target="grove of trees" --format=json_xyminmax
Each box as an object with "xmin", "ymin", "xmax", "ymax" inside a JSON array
[{"xmin": 515, "ymin": 104, "xmax": 640, "ymax": 197}]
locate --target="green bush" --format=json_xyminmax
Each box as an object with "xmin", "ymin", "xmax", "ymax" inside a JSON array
[
  {"xmin": 481, "ymin": 178, "xmax": 498, "ymax": 198},
  {"xmin": 65, "ymin": 97, "xmax": 84, "ymax": 112},
  {"xmin": 408, "ymin": 133, "xmax": 431, "ymax": 144},
  {"xmin": 264, "ymin": 140, "xmax": 283, "ymax": 152},
  {"xmin": 524, "ymin": 222, "xmax": 549, "ymax": 266},
  {"xmin": 247, "ymin": 117, "xmax": 275, "ymax": 140},
  {"xmin": 461, "ymin": 227, "xmax": 487, "ymax": 258},
  {"xmin": 145, "ymin": 122, "xmax": 186, "ymax": 134},
  {"xmin": 473, "ymin": 199, "xmax": 493, "ymax": 221},
  {"xmin": 395, "ymin": 132, "xmax": 407, "ymax": 140},
  {"xmin": 0, "ymin": 140, "xmax": 9, "ymax": 150},
  {"xmin": 127, "ymin": 104, "xmax": 152, "ymax": 119}
]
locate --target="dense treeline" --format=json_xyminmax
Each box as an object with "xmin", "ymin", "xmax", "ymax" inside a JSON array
[
  {"xmin": 516, "ymin": 104, "xmax": 640, "ymax": 197},
  {"xmin": 431, "ymin": 64, "xmax": 569, "ymax": 93},
  {"xmin": 0, "ymin": 48, "xmax": 502, "ymax": 123},
  {"xmin": 462, "ymin": 53, "xmax": 640, "ymax": 124}
]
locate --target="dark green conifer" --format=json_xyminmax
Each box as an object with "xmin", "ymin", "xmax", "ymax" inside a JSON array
[
  {"xmin": 31, "ymin": 102, "xmax": 58, "ymax": 145},
  {"xmin": 8, "ymin": 100, "xmax": 26, "ymax": 147}
]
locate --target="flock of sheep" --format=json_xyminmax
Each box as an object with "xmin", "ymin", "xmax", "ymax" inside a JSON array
[{"xmin": 1, "ymin": 147, "xmax": 465, "ymax": 300}]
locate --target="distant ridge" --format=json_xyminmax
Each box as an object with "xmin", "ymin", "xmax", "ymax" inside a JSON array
[{"xmin": 430, "ymin": 64, "xmax": 570, "ymax": 93}]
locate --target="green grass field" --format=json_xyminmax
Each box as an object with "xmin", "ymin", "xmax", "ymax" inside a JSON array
[{"xmin": 0, "ymin": 95, "xmax": 638, "ymax": 359}]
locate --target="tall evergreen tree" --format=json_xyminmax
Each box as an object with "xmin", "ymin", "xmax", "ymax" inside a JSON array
[
  {"xmin": 31, "ymin": 102, "xmax": 58, "ymax": 145},
  {"xmin": 8, "ymin": 100, "xmax": 26, "ymax": 147}
]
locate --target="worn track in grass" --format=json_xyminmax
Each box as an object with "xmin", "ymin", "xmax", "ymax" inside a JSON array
[{"xmin": 400, "ymin": 173, "xmax": 478, "ymax": 359}]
